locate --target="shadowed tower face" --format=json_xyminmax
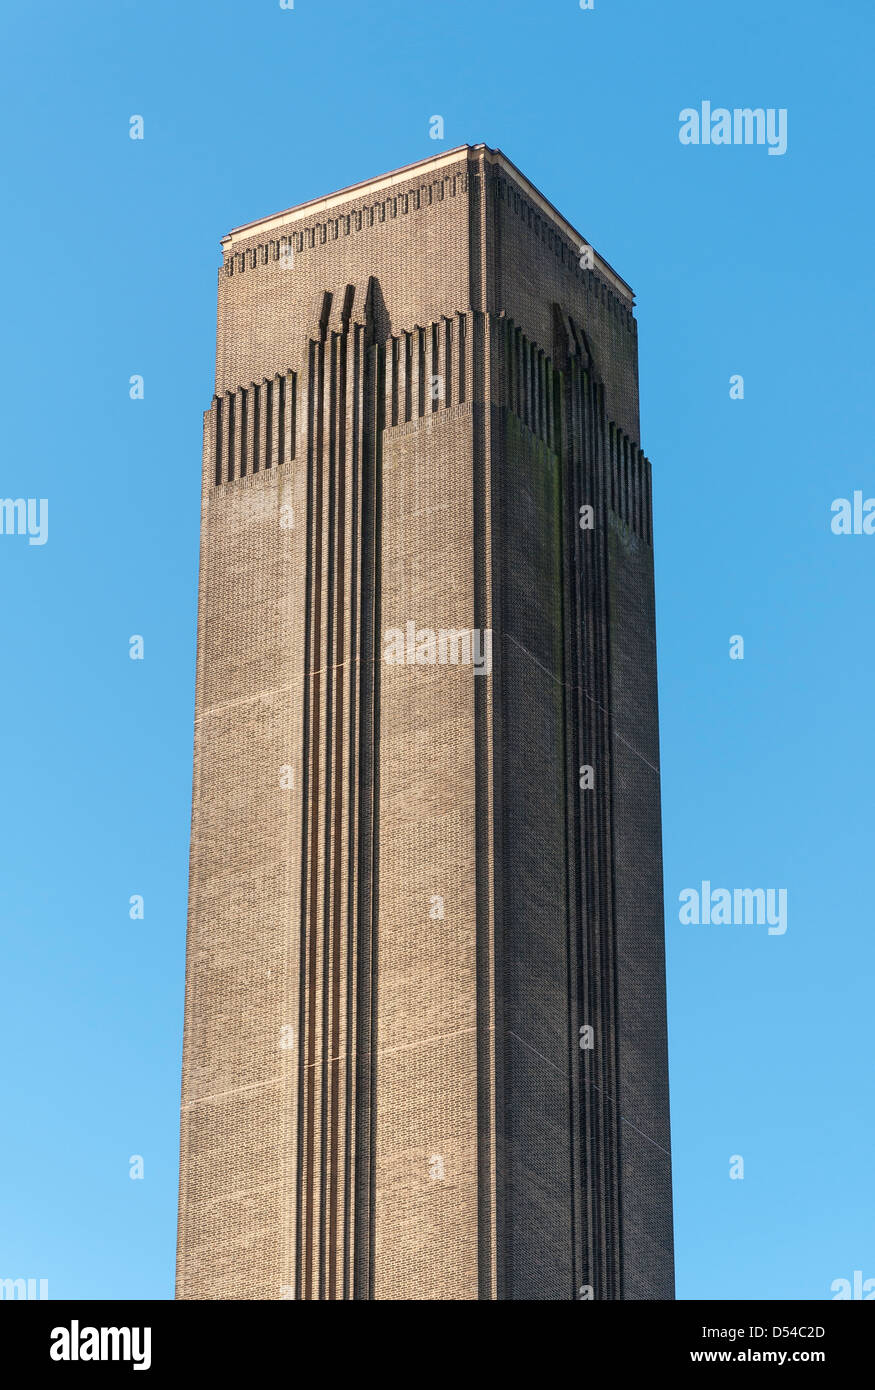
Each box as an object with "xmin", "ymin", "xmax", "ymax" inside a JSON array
[{"xmin": 176, "ymin": 144, "xmax": 674, "ymax": 1302}]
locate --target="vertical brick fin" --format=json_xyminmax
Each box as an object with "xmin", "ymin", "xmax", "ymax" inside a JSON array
[
  {"xmin": 443, "ymin": 316, "xmax": 453, "ymax": 408},
  {"xmin": 260, "ymin": 380, "xmax": 270, "ymax": 472},
  {"xmin": 395, "ymin": 334, "xmax": 406, "ymax": 424},
  {"xmin": 277, "ymin": 373, "xmax": 286, "ymax": 468},
  {"xmin": 563, "ymin": 351, "xmax": 591, "ymax": 1297},
  {"xmin": 251, "ymin": 382, "xmax": 260, "ymax": 474},
  {"xmin": 211, "ymin": 370, "xmax": 297, "ymax": 485},
  {"xmin": 386, "ymin": 337, "xmax": 399, "ymax": 426},
  {"xmin": 402, "ymin": 332, "xmax": 412, "ymax": 422},
  {"xmin": 297, "ymin": 335, "xmax": 324, "ymax": 1301},
  {"xmin": 531, "ymin": 343, "xmax": 539, "ymax": 433},
  {"xmin": 212, "ymin": 396, "xmax": 222, "ymax": 485},
  {"xmin": 296, "ymin": 284, "xmax": 379, "ymax": 1299},
  {"xmin": 595, "ymin": 374, "xmax": 625, "ymax": 1302},
  {"xmin": 556, "ymin": 349, "xmax": 587, "ymax": 1295},
  {"xmin": 238, "ymin": 387, "xmax": 248, "ymax": 478},
  {"xmin": 495, "ymin": 302, "xmax": 658, "ymax": 1299},
  {"xmin": 408, "ymin": 329, "xmax": 418, "ymax": 420},
  {"xmin": 609, "ymin": 423, "xmax": 617, "ymax": 517},
  {"xmin": 380, "ymin": 314, "xmax": 471, "ymax": 424},
  {"xmin": 544, "ymin": 329, "xmax": 624, "ymax": 1301},
  {"xmin": 263, "ymin": 378, "xmax": 273, "ymax": 471},
  {"xmin": 623, "ymin": 435, "xmax": 631, "ymax": 528},
  {"xmin": 603, "ymin": 421, "xmax": 650, "ymax": 542},
  {"xmin": 341, "ymin": 319, "xmax": 362, "ymax": 1296},
  {"xmin": 458, "ymin": 311, "xmax": 467, "ymax": 404},
  {"xmin": 425, "ymin": 321, "xmax": 434, "ymax": 412},
  {"xmin": 493, "ymin": 310, "xmax": 573, "ymax": 1302},
  {"xmin": 519, "ymin": 325, "xmax": 527, "ymax": 420},
  {"xmin": 502, "ymin": 320, "xmax": 558, "ymax": 445},
  {"xmin": 225, "ymin": 391, "xmax": 235, "ymax": 483},
  {"xmin": 353, "ymin": 319, "xmax": 381, "ymax": 1302},
  {"xmin": 415, "ymin": 326, "xmax": 425, "ymax": 419},
  {"xmin": 602, "ymin": 373, "xmax": 625, "ymax": 1301},
  {"xmin": 325, "ymin": 326, "xmax": 344, "ymax": 1300},
  {"xmin": 287, "ymin": 371, "xmax": 297, "ymax": 463}
]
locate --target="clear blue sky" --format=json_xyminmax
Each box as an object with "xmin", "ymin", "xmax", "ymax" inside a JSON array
[{"xmin": 1, "ymin": 0, "xmax": 872, "ymax": 1301}]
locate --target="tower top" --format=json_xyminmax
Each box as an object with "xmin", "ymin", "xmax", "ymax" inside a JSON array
[{"xmin": 220, "ymin": 144, "xmax": 635, "ymax": 306}]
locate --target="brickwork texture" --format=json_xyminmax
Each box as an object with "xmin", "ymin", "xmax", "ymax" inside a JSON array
[{"xmin": 176, "ymin": 144, "xmax": 674, "ymax": 1301}]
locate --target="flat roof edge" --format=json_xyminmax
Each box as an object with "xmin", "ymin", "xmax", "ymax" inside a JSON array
[{"xmin": 221, "ymin": 144, "xmax": 635, "ymax": 305}]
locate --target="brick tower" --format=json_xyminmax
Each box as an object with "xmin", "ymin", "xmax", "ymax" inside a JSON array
[{"xmin": 176, "ymin": 145, "xmax": 674, "ymax": 1301}]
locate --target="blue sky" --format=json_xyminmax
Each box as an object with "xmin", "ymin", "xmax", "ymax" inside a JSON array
[{"xmin": 0, "ymin": 0, "xmax": 872, "ymax": 1300}]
